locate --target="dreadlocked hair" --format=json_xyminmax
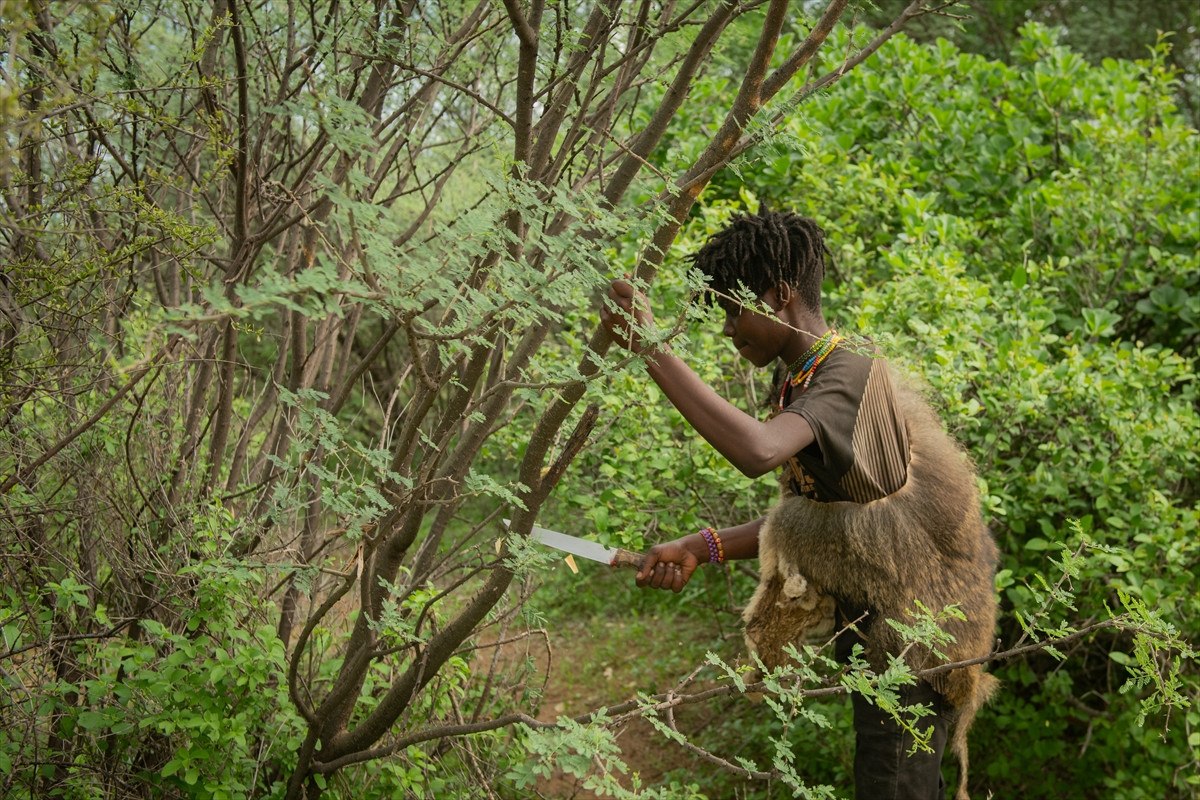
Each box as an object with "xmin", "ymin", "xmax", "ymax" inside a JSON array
[{"xmin": 688, "ymin": 211, "xmax": 828, "ymax": 313}]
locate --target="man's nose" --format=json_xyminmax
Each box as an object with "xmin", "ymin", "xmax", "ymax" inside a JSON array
[{"xmin": 722, "ymin": 316, "xmax": 736, "ymax": 338}]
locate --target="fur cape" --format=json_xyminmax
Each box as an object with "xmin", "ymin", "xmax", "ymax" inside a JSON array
[{"xmin": 741, "ymin": 368, "xmax": 999, "ymax": 800}]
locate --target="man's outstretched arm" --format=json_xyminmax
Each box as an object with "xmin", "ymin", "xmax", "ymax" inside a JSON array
[{"xmin": 600, "ymin": 279, "xmax": 813, "ymax": 476}]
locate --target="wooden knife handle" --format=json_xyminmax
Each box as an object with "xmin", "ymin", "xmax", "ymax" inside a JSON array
[{"xmin": 610, "ymin": 549, "xmax": 646, "ymax": 570}]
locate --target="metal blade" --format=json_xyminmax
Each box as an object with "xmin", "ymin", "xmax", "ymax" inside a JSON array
[{"xmin": 503, "ymin": 519, "xmax": 616, "ymax": 565}]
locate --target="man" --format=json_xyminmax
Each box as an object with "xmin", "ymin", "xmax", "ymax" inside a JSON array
[{"xmin": 599, "ymin": 210, "xmax": 997, "ymax": 800}]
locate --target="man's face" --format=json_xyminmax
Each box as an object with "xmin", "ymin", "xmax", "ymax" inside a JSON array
[{"xmin": 720, "ymin": 287, "xmax": 788, "ymax": 368}]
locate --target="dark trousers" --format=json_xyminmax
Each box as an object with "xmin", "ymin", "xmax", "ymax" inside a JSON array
[
  {"xmin": 836, "ymin": 606, "xmax": 950, "ymax": 800},
  {"xmin": 851, "ymin": 678, "xmax": 948, "ymax": 800}
]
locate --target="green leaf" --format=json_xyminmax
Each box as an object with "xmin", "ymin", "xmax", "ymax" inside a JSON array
[
  {"xmin": 76, "ymin": 710, "xmax": 112, "ymax": 732},
  {"xmin": 1108, "ymin": 651, "xmax": 1132, "ymax": 665},
  {"xmin": 1011, "ymin": 262, "xmax": 1028, "ymax": 289}
]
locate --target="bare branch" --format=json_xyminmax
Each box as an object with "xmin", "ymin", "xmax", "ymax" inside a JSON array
[{"xmin": 1, "ymin": 339, "xmax": 180, "ymax": 495}]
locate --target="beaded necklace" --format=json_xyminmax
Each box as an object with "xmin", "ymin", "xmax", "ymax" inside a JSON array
[{"xmin": 777, "ymin": 329, "xmax": 841, "ymax": 410}]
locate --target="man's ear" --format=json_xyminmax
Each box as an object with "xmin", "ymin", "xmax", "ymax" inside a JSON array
[{"xmin": 773, "ymin": 282, "xmax": 794, "ymax": 310}]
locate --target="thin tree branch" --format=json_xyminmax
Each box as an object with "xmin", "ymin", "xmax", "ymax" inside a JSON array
[{"xmin": 1, "ymin": 338, "xmax": 180, "ymax": 495}]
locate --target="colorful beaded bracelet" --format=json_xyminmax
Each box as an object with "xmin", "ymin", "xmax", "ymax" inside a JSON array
[{"xmin": 699, "ymin": 527, "xmax": 725, "ymax": 564}]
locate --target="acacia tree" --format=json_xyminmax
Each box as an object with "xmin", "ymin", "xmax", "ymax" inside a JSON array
[{"xmin": 2, "ymin": 1, "xmax": 964, "ymax": 796}]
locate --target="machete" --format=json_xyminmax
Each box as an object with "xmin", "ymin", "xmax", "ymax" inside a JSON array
[{"xmin": 503, "ymin": 519, "xmax": 645, "ymax": 569}]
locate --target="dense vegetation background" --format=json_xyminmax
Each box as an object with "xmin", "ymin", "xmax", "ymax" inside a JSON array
[{"xmin": 1, "ymin": 1, "xmax": 1196, "ymax": 798}]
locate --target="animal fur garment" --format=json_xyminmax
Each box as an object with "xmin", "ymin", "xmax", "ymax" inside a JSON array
[{"xmin": 742, "ymin": 368, "xmax": 999, "ymax": 800}]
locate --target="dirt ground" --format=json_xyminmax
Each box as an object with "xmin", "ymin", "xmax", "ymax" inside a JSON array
[{"xmin": 488, "ymin": 615, "xmax": 754, "ymax": 799}]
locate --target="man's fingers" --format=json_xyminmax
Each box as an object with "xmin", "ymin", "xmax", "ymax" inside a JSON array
[
  {"xmin": 645, "ymin": 560, "xmax": 683, "ymax": 591},
  {"xmin": 610, "ymin": 279, "xmax": 634, "ymax": 299},
  {"xmin": 637, "ymin": 552, "xmax": 659, "ymax": 583},
  {"xmin": 636, "ymin": 548, "xmax": 697, "ymax": 592},
  {"xmin": 652, "ymin": 561, "xmax": 668, "ymax": 588},
  {"xmin": 608, "ymin": 291, "xmax": 633, "ymax": 313}
]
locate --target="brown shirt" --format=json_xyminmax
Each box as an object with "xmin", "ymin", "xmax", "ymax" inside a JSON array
[{"xmin": 777, "ymin": 347, "xmax": 909, "ymax": 503}]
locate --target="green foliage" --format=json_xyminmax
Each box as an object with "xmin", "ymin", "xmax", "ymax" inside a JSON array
[
  {"xmin": 798, "ymin": 27, "xmax": 1199, "ymax": 798},
  {"xmin": 512, "ymin": 716, "xmax": 710, "ymax": 800},
  {"xmin": 862, "ymin": 0, "xmax": 1200, "ymax": 127},
  {"xmin": 0, "ymin": 505, "xmax": 303, "ymax": 799}
]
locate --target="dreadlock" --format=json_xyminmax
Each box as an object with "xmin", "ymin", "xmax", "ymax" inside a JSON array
[{"xmin": 688, "ymin": 210, "xmax": 829, "ymax": 313}]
